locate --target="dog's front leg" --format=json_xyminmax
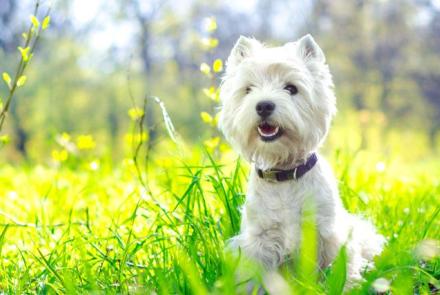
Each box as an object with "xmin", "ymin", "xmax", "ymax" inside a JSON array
[
  {"xmin": 230, "ymin": 228, "xmax": 287, "ymax": 270},
  {"xmin": 229, "ymin": 231, "xmax": 290, "ymax": 294}
]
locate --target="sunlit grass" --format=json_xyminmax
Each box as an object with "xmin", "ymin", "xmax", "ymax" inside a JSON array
[{"xmin": 0, "ymin": 139, "xmax": 439, "ymax": 294}]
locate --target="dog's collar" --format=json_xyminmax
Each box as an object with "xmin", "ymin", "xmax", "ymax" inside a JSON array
[{"xmin": 256, "ymin": 153, "xmax": 318, "ymax": 182}]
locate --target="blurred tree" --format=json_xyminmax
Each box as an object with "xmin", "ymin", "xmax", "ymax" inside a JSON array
[
  {"xmin": 372, "ymin": 0, "xmax": 411, "ymax": 112},
  {"xmin": 310, "ymin": 0, "xmax": 428, "ymax": 121},
  {"xmin": 413, "ymin": 0, "xmax": 440, "ymax": 146},
  {"xmin": 1, "ymin": 0, "xmax": 439, "ymax": 160},
  {"xmin": 256, "ymin": 0, "xmax": 275, "ymax": 40},
  {"xmin": 123, "ymin": 0, "xmax": 166, "ymax": 145},
  {"xmin": 0, "ymin": 0, "xmax": 18, "ymax": 52}
]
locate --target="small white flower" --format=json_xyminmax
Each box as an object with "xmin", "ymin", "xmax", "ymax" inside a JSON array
[
  {"xmin": 375, "ymin": 162, "xmax": 386, "ymax": 172},
  {"xmin": 415, "ymin": 239, "xmax": 440, "ymax": 261},
  {"xmin": 89, "ymin": 160, "xmax": 99, "ymax": 171},
  {"xmin": 7, "ymin": 191, "xmax": 18, "ymax": 200},
  {"xmin": 372, "ymin": 277, "xmax": 390, "ymax": 293}
]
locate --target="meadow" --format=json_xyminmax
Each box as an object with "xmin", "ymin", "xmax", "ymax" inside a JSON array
[
  {"xmin": 1, "ymin": 1, "xmax": 440, "ymax": 294},
  {"xmin": 0, "ymin": 115, "xmax": 439, "ymax": 294}
]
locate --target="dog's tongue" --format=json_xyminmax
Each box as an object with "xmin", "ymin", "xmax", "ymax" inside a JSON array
[{"xmin": 259, "ymin": 122, "xmax": 276, "ymax": 135}]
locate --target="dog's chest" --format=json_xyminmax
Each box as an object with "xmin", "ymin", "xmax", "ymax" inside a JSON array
[{"xmin": 245, "ymin": 170, "xmax": 314, "ymax": 226}]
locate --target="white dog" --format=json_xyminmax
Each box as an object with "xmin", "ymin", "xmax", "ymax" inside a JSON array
[{"xmin": 218, "ymin": 34, "xmax": 385, "ymax": 284}]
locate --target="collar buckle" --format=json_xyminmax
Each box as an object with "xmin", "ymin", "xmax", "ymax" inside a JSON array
[
  {"xmin": 260, "ymin": 170, "xmax": 279, "ymax": 182},
  {"xmin": 292, "ymin": 167, "xmax": 298, "ymax": 180}
]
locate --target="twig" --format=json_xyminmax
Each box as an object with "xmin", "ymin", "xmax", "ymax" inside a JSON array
[{"xmin": 0, "ymin": 1, "xmax": 51, "ymax": 132}]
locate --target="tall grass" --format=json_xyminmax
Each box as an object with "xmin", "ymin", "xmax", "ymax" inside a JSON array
[
  {"xmin": 0, "ymin": 142, "xmax": 439, "ymax": 294},
  {"xmin": 1, "ymin": 4, "xmax": 438, "ymax": 294}
]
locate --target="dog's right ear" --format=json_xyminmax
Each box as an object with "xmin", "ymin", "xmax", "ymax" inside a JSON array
[
  {"xmin": 226, "ymin": 36, "xmax": 260, "ymax": 71},
  {"xmin": 296, "ymin": 34, "xmax": 325, "ymax": 63}
]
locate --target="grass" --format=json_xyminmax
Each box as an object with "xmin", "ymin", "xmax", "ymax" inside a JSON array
[
  {"xmin": 0, "ymin": 3, "xmax": 438, "ymax": 293},
  {"xmin": 0, "ymin": 142, "xmax": 439, "ymax": 294}
]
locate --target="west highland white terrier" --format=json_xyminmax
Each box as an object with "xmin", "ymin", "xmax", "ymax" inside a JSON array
[{"xmin": 218, "ymin": 34, "xmax": 385, "ymax": 285}]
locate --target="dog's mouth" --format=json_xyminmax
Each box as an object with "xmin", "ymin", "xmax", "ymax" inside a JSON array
[{"xmin": 257, "ymin": 122, "xmax": 282, "ymax": 142}]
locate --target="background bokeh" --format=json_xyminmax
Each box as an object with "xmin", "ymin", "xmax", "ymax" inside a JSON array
[
  {"xmin": 1, "ymin": 1, "xmax": 439, "ymax": 293},
  {"xmin": 0, "ymin": 0, "xmax": 439, "ymax": 163}
]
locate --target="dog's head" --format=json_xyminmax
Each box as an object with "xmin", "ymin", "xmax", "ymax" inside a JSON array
[{"xmin": 218, "ymin": 35, "xmax": 336, "ymax": 169}]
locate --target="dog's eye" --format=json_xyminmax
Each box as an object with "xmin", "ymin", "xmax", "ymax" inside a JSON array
[
  {"xmin": 284, "ymin": 84, "xmax": 298, "ymax": 95},
  {"xmin": 245, "ymin": 86, "xmax": 253, "ymax": 94}
]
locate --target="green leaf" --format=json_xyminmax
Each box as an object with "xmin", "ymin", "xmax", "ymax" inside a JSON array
[
  {"xmin": 30, "ymin": 15, "xmax": 40, "ymax": 28},
  {"xmin": 325, "ymin": 246, "xmax": 347, "ymax": 295},
  {"xmin": 18, "ymin": 46, "xmax": 31, "ymax": 62},
  {"xmin": 42, "ymin": 16, "xmax": 50, "ymax": 30},
  {"xmin": 16, "ymin": 75, "xmax": 27, "ymax": 87},
  {"xmin": 0, "ymin": 225, "xmax": 9, "ymax": 256},
  {"xmin": 2, "ymin": 72, "xmax": 12, "ymax": 89},
  {"xmin": 0, "ymin": 97, "xmax": 3, "ymax": 110}
]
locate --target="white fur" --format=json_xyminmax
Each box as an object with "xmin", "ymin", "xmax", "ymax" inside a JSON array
[{"xmin": 218, "ymin": 35, "xmax": 385, "ymax": 284}]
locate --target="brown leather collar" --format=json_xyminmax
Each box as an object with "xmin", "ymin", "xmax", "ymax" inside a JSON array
[{"xmin": 256, "ymin": 153, "xmax": 318, "ymax": 182}]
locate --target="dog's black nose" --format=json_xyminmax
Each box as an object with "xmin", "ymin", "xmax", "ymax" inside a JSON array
[{"xmin": 256, "ymin": 101, "xmax": 275, "ymax": 118}]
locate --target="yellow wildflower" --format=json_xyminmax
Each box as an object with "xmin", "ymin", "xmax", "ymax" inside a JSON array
[
  {"xmin": 204, "ymin": 137, "xmax": 220, "ymax": 149},
  {"xmin": 200, "ymin": 112, "xmax": 213, "ymax": 124},
  {"xmin": 52, "ymin": 149, "xmax": 68, "ymax": 162},
  {"xmin": 204, "ymin": 16, "xmax": 217, "ymax": 32},
  {"xmin": 212, "ymin": 59, "xmax": 223, "ymax": 73},
  {"xmin": 76, "ymin": 135, "xmax": 96, "ymax": 150},
  {"xmin": 128, "ymin": 107, "xmax": 144, "ymax": 120}
]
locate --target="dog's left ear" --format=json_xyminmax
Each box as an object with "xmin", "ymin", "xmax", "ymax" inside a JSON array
[{"xmin": 296, "ymin": 34, "xmax": 325, "ymax": 63}]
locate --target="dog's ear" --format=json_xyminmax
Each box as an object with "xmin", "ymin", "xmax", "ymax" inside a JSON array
[
  {"xmin": 226, "ymin": 36, "xmax": 260, "ymax": 71},
  {"xmin": 296, "ymin": 34, "xmax": 325, "ymax": 63}
]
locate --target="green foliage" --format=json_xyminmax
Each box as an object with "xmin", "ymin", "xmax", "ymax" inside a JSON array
[
  {"xmin": 325, "ymin": 246, "xmax": 347, "ymax": 295},
  {"xmin": 0, "ymin": 142, "xmax": 439, "ymax": 293}
]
